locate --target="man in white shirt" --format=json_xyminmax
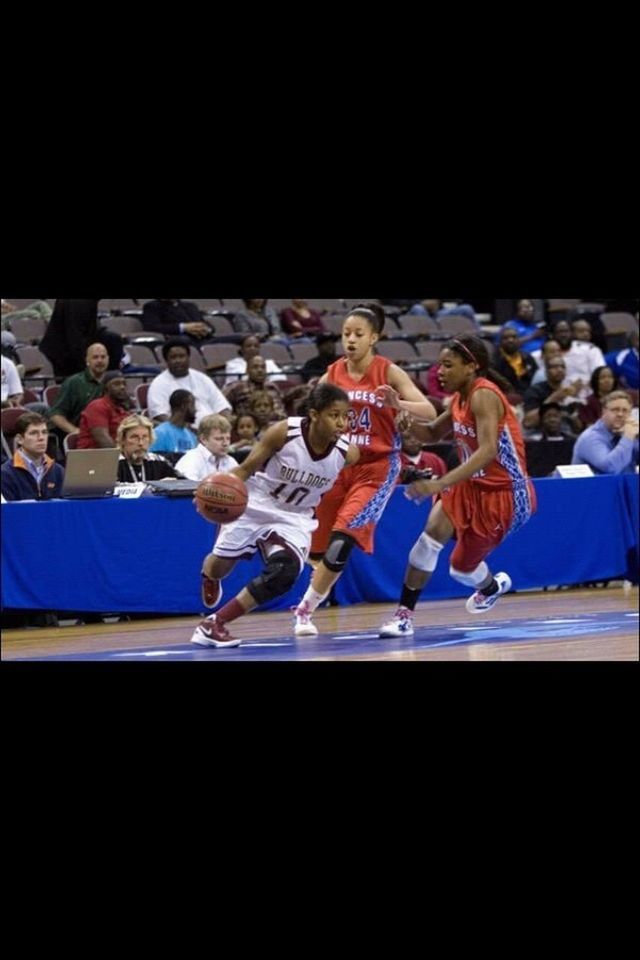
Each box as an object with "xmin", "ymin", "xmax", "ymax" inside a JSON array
[
  {"xmin": 147, "ymin": 337, "xmax": 231, "ymax": 427},
  {"xmin": 175, "ymin": 414, "xmax": 237, "ymax": 481},
  {"xmin": 223, "ymin": 334, "xmax": 286, "ymax": 386},
  {"xmin": 552, "ymin": 319, "xmax": 605, "ymax": 399},
  {"xmin": 1, "ymin": 355, "xmax": 24, "ymax": 406}
]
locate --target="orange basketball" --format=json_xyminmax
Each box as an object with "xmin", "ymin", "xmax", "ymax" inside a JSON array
[{"xmin": 195, "ymin": 472, "xmax": 248, "ymax": 524}]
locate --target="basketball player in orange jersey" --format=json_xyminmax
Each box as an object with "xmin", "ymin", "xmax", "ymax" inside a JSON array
[
  {"xmin": 191, "ymin": 383, "xmax": 360, "ymax": 648},
  {"xmin": 375, "ymin": 334, "xmax": 537, "ymax": 637},
  {"xmin": 293, "ymin": 302, "xmax": 437, "ymax": 637}
]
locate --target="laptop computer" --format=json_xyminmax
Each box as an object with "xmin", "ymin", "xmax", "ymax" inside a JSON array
[
  {"xmin": 146, "ymin": 478, "xmax": 200, "ymax": 498},
  {"xmin": 60, "ymin": 448, "xmax": 120, "ymax": 499}
]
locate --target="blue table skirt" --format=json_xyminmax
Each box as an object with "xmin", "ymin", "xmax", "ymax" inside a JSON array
[{"xmin": 1, "ymin": 475, "xmax": 638, "ymax": 613}]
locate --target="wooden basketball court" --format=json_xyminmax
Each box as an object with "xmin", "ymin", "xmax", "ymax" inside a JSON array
[{"xmin": 2, "ymin": 586, "xmax": 638, "ymax": 661}]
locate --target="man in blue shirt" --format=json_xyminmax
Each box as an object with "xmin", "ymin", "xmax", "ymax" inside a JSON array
[
  {"xmin": 572, "ymin": 391, "xmax": 639, "ymax": 474},
  {"xmin": 148, "ymin": 389, "xmax": 198, "ymax": 457},
  {"xmin": 498, "ymin": 298, "xmax": 547, "ymax": 355},
  {"xmin": 605, "ymin": 329, "xmax": 639, "ymax": 390}
]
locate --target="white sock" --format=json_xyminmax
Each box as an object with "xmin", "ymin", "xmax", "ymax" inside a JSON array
[{"xmin": 299, "ymin": 586, "xmax": 329, "ymax": 614}]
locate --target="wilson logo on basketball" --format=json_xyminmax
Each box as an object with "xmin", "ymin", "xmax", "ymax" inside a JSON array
[{"xmin": 201, "ymin": 486, "xmax": 236, "ymax": 503}]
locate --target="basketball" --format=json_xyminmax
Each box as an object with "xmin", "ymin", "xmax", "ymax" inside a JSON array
[{"xmin": 195, "ymin": 472, "xmax": 248, "ymax": 524}]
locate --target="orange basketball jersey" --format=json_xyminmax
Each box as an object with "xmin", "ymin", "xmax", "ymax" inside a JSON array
[
  {"xmin": 449, "ymin": 377, "xmax": 530, "ymax": 490},
  {"xmin": 327, "ymin": 355, "xmax": 400, "ymax": 462}
]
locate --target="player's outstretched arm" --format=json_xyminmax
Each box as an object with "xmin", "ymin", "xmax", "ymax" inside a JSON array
[
  {"xmin": 387, "ymin": 364, "xmax": 439, "ymax": 417},
  {"xmin": 376, "ymin": 382, "xmax": 437, "ymax": 421},
  {"xmin": 227, "ymin": 420, "xmax": 289, "ymax": 483}
]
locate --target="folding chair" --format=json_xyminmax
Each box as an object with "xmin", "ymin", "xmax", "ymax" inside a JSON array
[
  {"xmin": 7, "ymin": 316, "xmax": 47, "ymax": 344},
  {"xmin": 375, "ymin": 341, "xmax": 418, "ymax": 363}
]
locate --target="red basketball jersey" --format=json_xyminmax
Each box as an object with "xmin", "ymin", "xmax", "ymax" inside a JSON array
[
  {"xmin": 450, "ymin": 377, "xmax": 529, "ymax": 490},
  {"xmin": 327, "ymin": 355, "xmax": 400, "ymax": 462}
]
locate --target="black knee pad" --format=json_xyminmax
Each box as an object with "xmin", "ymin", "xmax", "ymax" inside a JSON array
[
  {"xmin": 323, "ymin": 532, "xmax": 356, "ymax": 573},
  {"xmin": 247, "ymin": 550, "xmax": 300, "ymax": 605}
]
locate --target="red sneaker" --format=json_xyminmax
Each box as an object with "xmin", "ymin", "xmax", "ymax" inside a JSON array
[
  {"xmin": 201, "ymin": 575, "xmax": 222, "ymax": 609},
  {"xmin": 190, "ymin": 614, "xmax": 241, "ymax": 648}
]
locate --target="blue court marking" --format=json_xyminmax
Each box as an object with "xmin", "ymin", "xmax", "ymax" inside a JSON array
[{"xmin": 16, "ymin": 610, "xmax": 638, "ymax": 661}]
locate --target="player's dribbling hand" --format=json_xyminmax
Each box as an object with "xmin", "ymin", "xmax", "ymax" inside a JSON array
[{"xmin": 375, "ymin": 384, "xmax": 401, "ymax": 408}]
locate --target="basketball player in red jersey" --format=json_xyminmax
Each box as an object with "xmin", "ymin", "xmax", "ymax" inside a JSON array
[
  {"xmin": 375, "ymin": 334, "xmax": 537, "ymax": 637},
  {"xmin": 293, "ymin": 303, "xmax": 437, "ymax": 636}
]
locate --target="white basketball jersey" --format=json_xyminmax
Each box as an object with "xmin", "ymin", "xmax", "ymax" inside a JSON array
[{"xmin": 249, "ymin": 417, "xmax": 349, "ymax": 516}]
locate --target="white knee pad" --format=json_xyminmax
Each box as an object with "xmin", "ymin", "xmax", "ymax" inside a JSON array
[
  {"xmin": 409, "ymin": 532, "xmax": 444, "ymax": 573},
  {"xmin": 450, "ymin": 561, "xmax": 489, "ymax": 587}
]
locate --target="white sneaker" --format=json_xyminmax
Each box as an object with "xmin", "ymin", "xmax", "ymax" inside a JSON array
[
  {"xmin": 190, "ymin": 614, "xmax": 241, "ymax": 648},
  {"xmin": 465, "ymin": 572, "xmax": 512, "ymax": 615},
  {"xmin": 379, "ymin": 606, "xmax": 414, "ymax": 638},
  {"xmin": 293, "ymin": 601, "xmax": 318, "ymax": 637}
]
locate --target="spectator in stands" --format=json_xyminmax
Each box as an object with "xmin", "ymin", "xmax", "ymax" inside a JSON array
[
  {"xmin": 280, "ymin": 299, "xmax": 326, "ymax": 339},
  {"xmin": 228, "ymin": 413, "xmax": 260, "ymax": 461},
  {"xmin": 148, "ymin": 389, "xmax": 198, "ymax": 456},
  {"xmin": 223, "ymin": 335, "xmax": 286, "ymax": 385},
  {"xmin": 116, "ymin": 414, "xmax": 182, "ymax": 484},
  {"xmin": 423, "ymin": 363, "xmax": 453, "ymax": 410},
  {"xmin": 569, "ymin": 304, "xmax": 608, "ymax": 352},
  {"xmin": 525, "ymin": 401, "xmax": 577, "ymax": 477},
  {"xmin": 408, "ymin": 299, "xmax": 479, "ymax": 329},
  {"xmin": 281, "ymin": 382, "xmax": 314, "ymax": 416},
  {"xmin": 399, "ymin": 434, "xmax": 447, "ymax": 482},
  {"xmin": 571, "ymin": 318, "xmax": 597, "ymax": 345},
  {"xmin": 526, "ymin": 399, "xmax": 576, "ymax": 441},
  {"xmin": 522, "ymin": 356, "xmax": 584, "ymax": 435},
  {"xmin": 40, "ymin": 299, "xmax": 124, "ymax": 377},
  {"xmin": 572, "ymin": 391, "xmax": 639, "ymax": 474},
  {"xmin": 1, "ymin": 300, "xmax": 50, "ymax": 404},
  {"xmin": 530, "ymin": 339, "xmax": 562, "ymax": 385},
  {"xmin": 1, "ymin": 329, "xmax": 18, "ymax": 353},
  {"xmin": 300, "ymin": 333, "xmax": 337, "ymax": 383},
  {"xmin": 1, "ymin": 354, "xmax": 24, "ymax": 407},
  {"xmin": 606, "ymin": 329, "xmax": 639, "ymax": 391},
  {"xmin": 231, "ymin": 299, "xmax": 285, "ymax": 340},
  {"xmin": 498, "ymin": 298, "xmax": 546, "ymax": 354},
  {"xmin": 551, "ymin": 319, "xmax": 605, "ymax": 399},
  {"xmin": 1, "ymin": 299, "xmax": 52, "ymax": 329},
  {"xmin": 248, "ymin": 390, "xmax": 281, "ymax": 435},
  {"xmin": 1, "ymin": 354, "xmax": 48, "ymax": 418},
  {"xmin": 493, "ymin": 327, "xmax": 538, "ymax": 396},
  {"xmin": 1, "ymin": 412, "xmax": 64, "ymax": 500},
  {"xmin": 175, "ymin": 414, "xmax": 237, "ymax": 481},
  {"xmin": 47, "ymin": 342, "xmax": 109, "ymax": 439},
  {"xmin": 147, "ymin": 337, "xmax": 231, "ymax": 427},
  {"xmin": 223, "ymin": 355, "xmax": 286, "ymax": 420},
  {"xmin": 76, "ymin": 371, "xmax": 133, "ymax": 449},
  {"xmin": 141, "ymin": 299, "xmax": 213, "ymax": 342},
  {"xmin": 578, "ymin": 366, "xmax": 632, "ymax": 430},
  {"xmin": 569, "ymin": 313, "xmax": 607, "ymax": 356}
]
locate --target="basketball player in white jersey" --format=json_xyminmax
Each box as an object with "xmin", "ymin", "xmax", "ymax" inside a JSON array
[{"xmin": 191, "ymin": 383, "xmax": 359, "ymax": 648}]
